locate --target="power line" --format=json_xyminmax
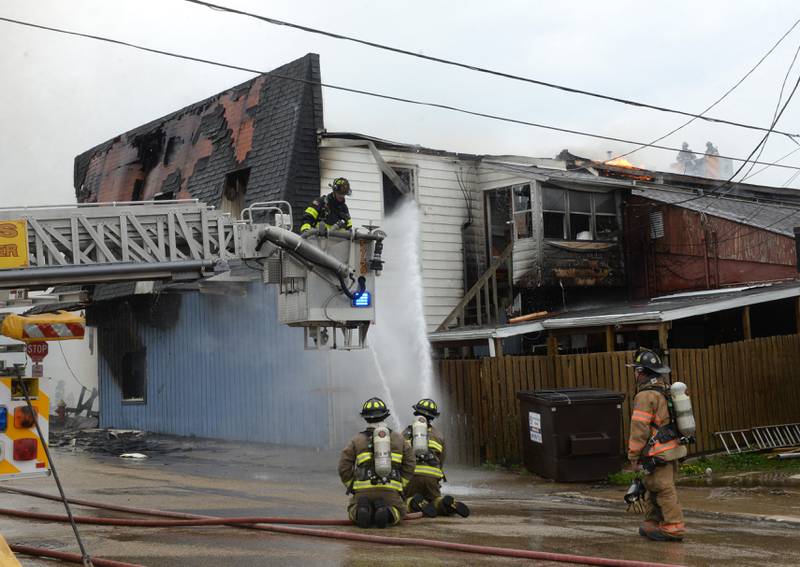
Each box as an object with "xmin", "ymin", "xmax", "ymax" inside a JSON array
[
  {"xmin": 615, "ymin": 17, "xmax": 800, "ymax": 161},
  {"xmin": 182, "ymin": 0, "xmax": 800, "ymax": 142},
  {"xmin": 629, "ymin": 59, "xmax": 800, "ymax": 212},
  {"xmin": 5, "ymin": 15, "xmax": 800, "ymax": 177}
]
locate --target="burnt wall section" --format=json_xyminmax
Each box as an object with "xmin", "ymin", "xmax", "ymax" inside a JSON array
[
  {"xmin": 93, "ymin": 284, "xmax": 327, "ymax": 446},
  {"xmin": 624, "ymin": 195, "xmax": 797, "ymax": 298},
  {"xmin": 74, "ymin": 54, "xmax": 323, "ymax": 229}
]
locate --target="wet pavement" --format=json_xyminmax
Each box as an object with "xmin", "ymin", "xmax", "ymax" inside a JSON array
[{"xmin": 1, "ymin": 436, "xmax": 799, "ymax": 566}]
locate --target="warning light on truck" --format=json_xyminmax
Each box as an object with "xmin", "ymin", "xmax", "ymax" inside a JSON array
[
  {"xmin": 13, "ymin": 438, "xmax": 37, "ymax": 461},
  {"xmin": 352, "ymin": 291, "xmax": 371, "ymax": 308},
  {"xmin": 0, "ymin": 406, "xmax": 6, "ymax": 431},
  {"xmin": 14, "ymin": 406, "xmax": 37, "ymax": 429}
]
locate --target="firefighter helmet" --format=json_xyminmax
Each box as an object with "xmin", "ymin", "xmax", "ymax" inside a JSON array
[
  {"xmin": 628, "ymin": 348, "xmax": 670, "ymax": 375},
  {"xmin": 330, "ymin": 177, "xmax": 352, "ymax": 196},
  {"xmin": 360, "ymin": 397, "xmax": 390, "ymax": 422},
  {"xmin": 412, "ymin": 398, "xmax": 440, "ymax": 420}
]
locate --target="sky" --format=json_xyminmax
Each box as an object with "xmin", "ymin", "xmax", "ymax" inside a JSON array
[{"xmin": 2, "ymin": 0, "xmax": 800, "ymax": 205}]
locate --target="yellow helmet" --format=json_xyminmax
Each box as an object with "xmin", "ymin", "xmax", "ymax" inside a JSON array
[
  {"xmin": 360, "ymin": 397, "xmax": 390, "ymax": 422},
  {"xmin": 412, "ymin": 398, "xmax": 440, "ymax": 420}
]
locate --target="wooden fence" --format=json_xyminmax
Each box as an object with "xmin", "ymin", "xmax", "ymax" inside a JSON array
[{"xmin": 436, "ymin": 334, "xmax": 800, "ymax": 466}]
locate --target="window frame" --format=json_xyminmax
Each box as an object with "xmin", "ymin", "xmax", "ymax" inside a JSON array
[
  {"xmin": 512, "ymin": 183, "xmax": 532, "ymax": 240},
  {"xmin": 541, "ymin": 186, "xmax": 619, "ymax": 241},
  {"xmin": 382, "ymin": 164, "xmax": 418, "ymax": 216},
  {"xmin": 121, "ymin": 348, "xmax": 147, "ymax": 404}
]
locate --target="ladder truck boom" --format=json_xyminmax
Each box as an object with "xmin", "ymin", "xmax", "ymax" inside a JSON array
[{"xmin": 0, "ymin": 199, "xmax": 385, "ymax": 350}]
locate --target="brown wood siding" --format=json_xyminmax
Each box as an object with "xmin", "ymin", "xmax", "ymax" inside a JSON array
[{"xmin": 625, "ymin": 196, "xmax": 797, "ymax": 298}]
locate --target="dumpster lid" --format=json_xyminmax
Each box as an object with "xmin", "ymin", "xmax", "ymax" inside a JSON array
[{"xmin": 516, "ymin": 388, "xmax": 625, "ymax": 405}]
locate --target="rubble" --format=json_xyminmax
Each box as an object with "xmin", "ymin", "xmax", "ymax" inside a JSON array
[{"xmin": 49, "ymin": 427, "xmax": 191, "ymax": 457}]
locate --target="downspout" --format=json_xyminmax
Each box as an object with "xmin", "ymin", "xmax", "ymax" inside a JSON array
[
  {"xmin": 703, "ymin": 229, "xmax": 711, "ymax": 289},
  {"xmin": 712, "ymin": 230, "xmax": 721, "ymax": 288}
]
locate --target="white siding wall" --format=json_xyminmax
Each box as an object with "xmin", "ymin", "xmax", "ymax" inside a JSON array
[{"xmin": 319, "ymin": 145, "xmax": 480, "ymax": 330}]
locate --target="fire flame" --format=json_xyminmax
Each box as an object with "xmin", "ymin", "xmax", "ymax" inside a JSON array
[{"xmin": 604, "ymin": 157, "xmax": 641, "ymax": 169}]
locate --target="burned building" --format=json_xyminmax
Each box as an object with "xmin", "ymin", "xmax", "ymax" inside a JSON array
[{"xmin": 76, "ymin": 55, "xmax": 330, "ymax": 445}]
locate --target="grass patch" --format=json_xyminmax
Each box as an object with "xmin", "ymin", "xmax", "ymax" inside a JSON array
[{"xmin": 605, "ymin": 451, "xmax": 800, "ymax": 485}]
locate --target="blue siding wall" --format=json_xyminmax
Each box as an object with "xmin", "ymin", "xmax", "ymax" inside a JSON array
[{"xmin": 98, "ymin": 285, "xmax": 327, "ymax": 447}]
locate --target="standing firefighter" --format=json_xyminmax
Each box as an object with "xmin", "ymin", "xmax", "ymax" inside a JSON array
[
  {"xmin": 403, "ymin": 399, "xmax": 470, "ymax": 518},
  {"xmin": 300, "ymin": 177, "xmax": 353, "ymax": 233},
  {"xmin": 338, "ymin": 397, "xmax": 416, "ymax": 528},
  {"xmin": 627, "ymin": 349, "xmax": 687, "ymax": 542}
]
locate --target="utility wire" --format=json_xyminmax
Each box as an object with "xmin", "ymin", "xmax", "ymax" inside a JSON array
[
  {"xmin": 182, "ymin": 0, "xmax": 800, "ymax": 141},
  {"xmin": 614, "ymin": 17, "xmax": 800, "ymax": 161},
  {"xmin": 5, "ymin": 16, "xmax": 800, "ymax": 177}
]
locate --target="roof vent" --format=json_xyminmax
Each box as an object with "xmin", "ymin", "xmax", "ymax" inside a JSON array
[{"xmin": 649, "ymin": 211, "xmax": 665, "ymax": 239}]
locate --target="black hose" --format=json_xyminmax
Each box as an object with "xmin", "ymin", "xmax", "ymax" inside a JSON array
[{"xmin": 339, "ymin": 275, "xmax": 366, "ymax": 300}]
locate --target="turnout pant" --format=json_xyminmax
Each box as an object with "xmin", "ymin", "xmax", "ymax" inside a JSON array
[
  {"xmin": 405, "ymin": 475, "xmax": 457, "ymax": 515},
  {"xmin": 347, "ymin": 488, "xmax": 405, "ymax": 526},
  {"xmin": 643, "ymin": 461, "xmax": 685, "ymax": 536}
]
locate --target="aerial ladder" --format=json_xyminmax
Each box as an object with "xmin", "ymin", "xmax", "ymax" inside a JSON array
[{"xmin": 0, "ymin": 198, "xmax": 386, "ymax": 480}]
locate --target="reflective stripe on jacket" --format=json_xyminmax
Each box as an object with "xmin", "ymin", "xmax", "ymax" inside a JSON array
[
  {"xmin": 338, "ymin": 427, "xmax": 416, "ymax": 493},
  {"xmin": 627, "ymin": 381, "xmax": 685, "ymax": 463},
  {"xmin": 403, "ymin": 424, "xmax": 447, "ymax": 480},
  {"xmin": 300, "ymin": 193, "xmax": 352, "ymax": 232}
]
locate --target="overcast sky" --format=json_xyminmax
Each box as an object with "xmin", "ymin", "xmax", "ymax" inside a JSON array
[{"xmin": 2, "ymin": 0, "xmax": 800, "ymax": 205}]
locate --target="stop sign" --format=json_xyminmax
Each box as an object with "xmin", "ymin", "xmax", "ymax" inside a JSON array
[{"xmin": 26, "ymin": 342, "xmax": 49, "ymax": 363}]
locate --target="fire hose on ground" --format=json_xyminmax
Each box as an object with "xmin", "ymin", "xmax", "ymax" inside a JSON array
[{"xmin": 1, "ymin": 487, "xmax": 687, "ymax": 567}]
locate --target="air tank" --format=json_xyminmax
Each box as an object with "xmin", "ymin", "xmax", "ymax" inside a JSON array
[
  {"xmin": 372, "ymin": 423, "xmax": 392, "ymax": 478},
  {"xmin": 412, "ymin": 416, "xmax": 429, "ymax": 456},
  {"xmin": 670, "ymin": 382, "xmax": 696, "ymax": 438}
]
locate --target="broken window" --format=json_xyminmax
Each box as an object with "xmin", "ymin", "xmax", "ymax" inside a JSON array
[
  {"xmin": 382, "ymin": 166, "xmax": 416, "ymax": 216},
  {"xmin": 221, "ymin": 168, "xmax": 250, "ymax": 219},
  {"xmin": 153, "ymin": 190, "xmax": 174, "ymax": 201},
  {"xmin": 543, "ymin": 187, "xmax": 566, "ymax": 239},
  {"xmin": 513, "ymin": 184, "xmax": 532, "ymax": 238},
  {"xmin": 542, "ymin": 186, "xmax": 619, "ymax": 241},
  {"xmin": 131, "ymin": 179, "xmax": 144, "ymax": 202},
  {"xmin": 121, "ymin": 349, "xmax": 146, "ymax": 403},
  {"xmin": 485, "ymin": 187, "xmax": 512, "ymax": 259}
]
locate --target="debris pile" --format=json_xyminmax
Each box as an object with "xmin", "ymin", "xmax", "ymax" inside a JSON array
[{"xmin": 50, "ymin": 428, "xmax": 184, "ymax": 457}]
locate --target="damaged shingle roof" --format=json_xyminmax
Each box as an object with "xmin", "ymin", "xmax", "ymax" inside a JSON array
[{"xmin": 74, "ymin": 53, "xmax": 324, "ymax": 229}]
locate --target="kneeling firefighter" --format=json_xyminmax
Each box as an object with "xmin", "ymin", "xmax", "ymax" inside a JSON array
[
  {"xmin": 338, "ymin": 397, "xmax": 416, "ymax": 528},
  {"xmin": 403, "ymin": 399, "xmax": 470, "ymax": 518},
  {"xmin": 626, "ymin": 349, "xmax": 695, "ymax": 542}
]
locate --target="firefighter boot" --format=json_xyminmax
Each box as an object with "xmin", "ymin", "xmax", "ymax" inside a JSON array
[
  {"xmin": 373, "ymin": 498, "xmax": 398, "ymax": 529},
  {"xmin": 408, "ymin": 494, "xmax": 437, "ymax": 518},
  {"xmin": 639, "ymin": 520, "xmax": 659, "ymax": 538},
  {"xmin": 354, "ymin": 496, "xmax": 373, "ymax": 529},
  {"xmin": 440, "ymin": 495, "xmax": 470, "ymax": 518}
]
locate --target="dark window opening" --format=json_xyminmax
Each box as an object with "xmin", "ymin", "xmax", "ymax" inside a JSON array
[
  {"xmin": 595, "ymin": 215, "xmax": 620, "ymax": 239},
  {"xmin": 485, "ymin": 187, "xmax": 512, "ymax": 260},
  {"xmin": 221, "ymin": 168, "xmax": 251, "ymax": 218},
  {"xmin": 543, "ymin": 212, "xmax": 565, "ymax": 239},
  {"xmin": 163, "ymin": 136, "xmax": 180, "ymax": 166},
  {"xmin": 382, "ymin": 167, "xmax": 415, "ymax": 216},
  {"xmin": 131, "ymin": 179, "xmax": 144, "ymax": 202},
  {"xmin": 153, "ymin": 191, "xmax": 174, "ymax": 201},
  {"xmin": 570, "ymin": 214, "xmax": 591, "ymax": 240},
  {"xmin": 122, "ymin": 349, "xmax": 146, "ymax": 403}
]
